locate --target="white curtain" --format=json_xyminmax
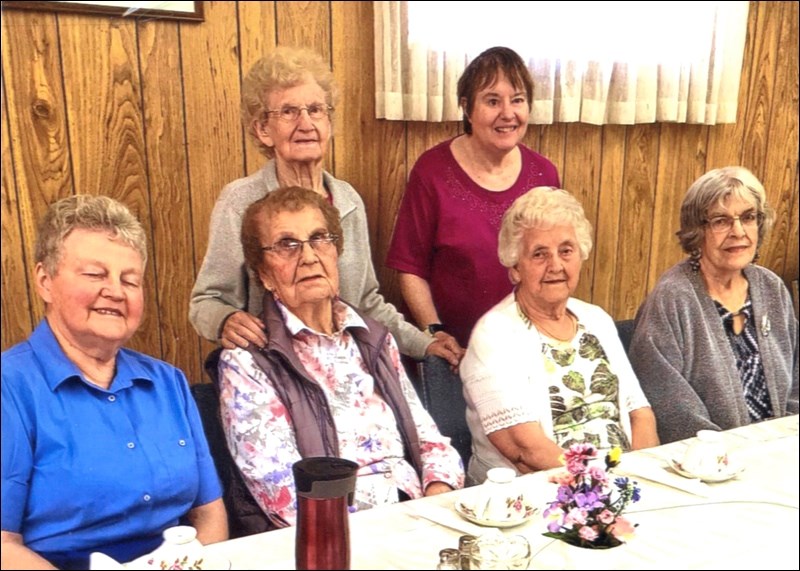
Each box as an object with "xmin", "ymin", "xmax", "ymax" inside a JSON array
[{"xmin": 374, "ymin": 1, "xmax": 749, "ymax": 125}]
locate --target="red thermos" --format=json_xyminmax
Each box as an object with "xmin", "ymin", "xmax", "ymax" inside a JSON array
[{"xmin": 293, "ymin": 457, "xmax": 359, "ymax": 570}]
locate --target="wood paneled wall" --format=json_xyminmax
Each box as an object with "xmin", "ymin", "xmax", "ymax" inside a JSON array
[{"xmin": 2, "ymin": 1, "xmax": 797, "ymax": 383}]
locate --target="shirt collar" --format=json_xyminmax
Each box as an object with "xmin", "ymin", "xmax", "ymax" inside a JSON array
[
  {"xmin": 275, "ymin": 298, "xmax": 368, "ymax": 337},
  {"xmin": 30, "ymin": 319, "xmax": 154, "ymax": 393}
]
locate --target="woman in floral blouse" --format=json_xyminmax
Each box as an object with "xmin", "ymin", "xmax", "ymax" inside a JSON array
[
  {"xmin": 460, "ymin": 187, "xmax": 659, "ymax": 485},
  {"xmin": 218, "ymin": 186, "xmax": 464, "ymax": 528}
]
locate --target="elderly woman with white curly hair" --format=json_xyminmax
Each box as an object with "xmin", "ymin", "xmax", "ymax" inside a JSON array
[{"xmin": 460, "ymin": 187, "xmax": 659, "ymax": 484}]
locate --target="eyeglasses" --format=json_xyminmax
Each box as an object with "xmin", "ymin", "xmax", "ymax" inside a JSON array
[
  {"xmin": 265, "ymin": 103, "xmax": 334, "ymax": 123},
  {"xmin": 261, "ymin": 232, "xmax": 339, "ymax": 259},
  {"xmin": 703, "ymin": 210, "xmax": 762, "ymax": 233}
]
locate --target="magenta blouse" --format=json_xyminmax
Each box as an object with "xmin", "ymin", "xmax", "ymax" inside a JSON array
[{"xmin": 386, "ymin": 138, "xmax": 560, "ymax": 346}]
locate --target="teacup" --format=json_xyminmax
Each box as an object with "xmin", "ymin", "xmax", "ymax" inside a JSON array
[
  {"xmin": 473, "ymin": 467, "xmax": 527, "ymax": 523},
  {"xmin": 681, "ymin": 430, "xmax": 729, "ymax": 476}
]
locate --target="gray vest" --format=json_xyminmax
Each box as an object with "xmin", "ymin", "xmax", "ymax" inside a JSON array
[{"xmin": 242, "ymin": 294, "xmax": 424, "ymax": 528}]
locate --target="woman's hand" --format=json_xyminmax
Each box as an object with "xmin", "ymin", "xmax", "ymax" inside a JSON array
[
  {"xmin": 423, "ymin": 481, "xmax": 454, "ymax": 496},
  {"xmin": 220, "ymin": 311, "xmax": 268, "ymax": 350},
  {"xmin": 425, "ymin": 331, "xmax": 465, "ymax": 368},
  {"xmin": 186, "ymin": 498, "xmax": 229, "ymax": 545},
  {"xmin": 0, "ymin": 531, "xmax": 58, "ymax": 570}
]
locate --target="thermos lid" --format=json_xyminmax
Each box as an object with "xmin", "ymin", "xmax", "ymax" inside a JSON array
[{"xmin": 293, "ymin": 457, "xmax": 359, "ymax": 499}]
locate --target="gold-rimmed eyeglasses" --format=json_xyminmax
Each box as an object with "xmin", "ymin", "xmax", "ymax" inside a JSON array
[
  {"xmin": 265, "ymin": 103, "xmax": 334, "ymax": 123},
  {"xmin": 703, "ymin": 210, "xmax": 762, "ymax": 233},
  {"xmin": 261, "ymin": 233, "xmax": 339, "ymax": 259}
]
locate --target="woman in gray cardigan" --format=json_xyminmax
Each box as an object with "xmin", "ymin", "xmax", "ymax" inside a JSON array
[
  {"xmin": 189, "ymin": 46, "xmax": 462, "ymax": 366},
  {"xmin": 629, "ymin": 166, "xmax": 798, "ymax": 444}
]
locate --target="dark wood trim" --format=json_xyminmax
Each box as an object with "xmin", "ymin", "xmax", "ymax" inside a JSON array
[{"xmin": 2, "ymin": 1, "xmax": 204, "ymax": 22}]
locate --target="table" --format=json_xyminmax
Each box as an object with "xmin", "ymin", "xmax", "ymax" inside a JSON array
[{"xmin": 204, "ymin": 415, "xmax": 799, "ymax": 570}]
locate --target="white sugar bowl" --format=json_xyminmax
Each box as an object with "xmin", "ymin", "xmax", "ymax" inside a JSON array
[
  {"xmin": 147, "ymin": 525, "xmax": 205, "ymax": 569},
  {"xmin": 473, "ymin": 467, "xmax": 527, "ymax": 523}
]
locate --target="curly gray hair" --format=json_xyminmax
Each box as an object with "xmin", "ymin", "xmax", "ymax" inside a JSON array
[
  {"xmin": 498, "ymin": 187, "xmax": 593, "ymax": 268},
  {"xmin": 241, "ymin": 46, "xmax": 337, "ymax": 159}
]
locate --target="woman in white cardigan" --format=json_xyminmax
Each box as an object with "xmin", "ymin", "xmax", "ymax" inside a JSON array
[{"xmin": 460, "ymin": 187, "xmax": 658, "ymax": 485}]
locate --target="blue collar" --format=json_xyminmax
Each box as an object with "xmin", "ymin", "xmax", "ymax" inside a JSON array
[{"xmin": 30, "ymin": 320, "xmax": 154, "ymax": 393}]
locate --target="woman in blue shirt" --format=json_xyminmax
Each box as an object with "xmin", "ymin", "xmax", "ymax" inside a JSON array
[{"xmin": 1, "ymin": 195, "xmax": 227, "ymax": 570}]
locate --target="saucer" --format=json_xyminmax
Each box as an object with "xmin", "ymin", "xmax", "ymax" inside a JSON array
[
  {"xmin": 126, "ymin": 554, "xmax": 231, "ymax": 570},
  {"xmin": 454, "ymin": 499, "xmax": 538, "ymax": 528},
  {"xmin": 668, "ymin": 457, "xmax": 745, "ymax": 483}
]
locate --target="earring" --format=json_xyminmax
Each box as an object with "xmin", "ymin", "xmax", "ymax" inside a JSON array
[{"xmin": 688, "ymin": 249, "xmax": 702, "ymax": 272}]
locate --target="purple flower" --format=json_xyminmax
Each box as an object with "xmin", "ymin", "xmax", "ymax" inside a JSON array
[
  {"xmin": 556, "ymin": 485, "xmax": 576, "ymax": 504},
  {"xmin": 573, "ymin": 491, "xmax": 605, "ymax": 510},
  {"xmin": 547, "ymin": 519, "xmax": 564, "ymax": 533},
  {"xmin": 542, "ymin": 443, "xmax": 641, "ymax": 549}
]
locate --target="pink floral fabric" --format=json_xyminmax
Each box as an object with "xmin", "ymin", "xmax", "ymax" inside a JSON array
[{"xmin": 219, "ymin": 300, "xmax": 464, "ymax": 525}]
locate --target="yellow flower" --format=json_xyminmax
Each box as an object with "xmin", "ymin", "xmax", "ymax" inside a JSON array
[{"xmin": 605, "ymin": 447, "xmax": 622, "ymax": 469}]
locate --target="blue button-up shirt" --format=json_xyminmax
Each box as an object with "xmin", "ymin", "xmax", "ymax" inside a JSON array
[{"xmin": 2, "ymin": 320, "xmax": 222, "ymax": 569}]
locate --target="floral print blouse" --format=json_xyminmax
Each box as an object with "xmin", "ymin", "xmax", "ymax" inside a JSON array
[
  {"xmin": 542, "ymin": 322, "xmax": 631, "ymax": 451},
  {"xmin": 218, "ymin": 299, "xmax": 464, "ymax": 526}
]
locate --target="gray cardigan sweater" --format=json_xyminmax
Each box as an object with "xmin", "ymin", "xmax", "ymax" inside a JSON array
[
  {"xmin": 189, "ymin": 161, "xmax": 431, "ymax": 358},
  {"xmin": 629, "ymin": 260, "xmax": 798, "ymax": 443}
]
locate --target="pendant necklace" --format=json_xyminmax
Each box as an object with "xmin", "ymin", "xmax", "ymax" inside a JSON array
[{"xmin": 516, "ymin": 302, "xmax": 576, "ymax": 342}]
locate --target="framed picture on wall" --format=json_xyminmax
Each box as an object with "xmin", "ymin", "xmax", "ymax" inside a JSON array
[{"xmin": 2, "ymin": 1, "xmax": 204, "ymax": 22}]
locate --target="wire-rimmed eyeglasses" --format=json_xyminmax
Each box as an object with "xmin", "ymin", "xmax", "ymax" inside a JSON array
[
  {"xmin": 703, "ymin": 210, "xmax": 762, "ymax": 233},
  {"xmin": 265, "ymin": 103, "xmax": 334, "ymax": 123},
  {"xmin": 261, "ymin": 233, "xmax": 339, "ymax": 259}
]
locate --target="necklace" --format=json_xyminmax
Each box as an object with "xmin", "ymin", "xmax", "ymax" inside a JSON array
[{"xmin": 516, "ymin": 302, "xmax": 577, "ymax": 342}]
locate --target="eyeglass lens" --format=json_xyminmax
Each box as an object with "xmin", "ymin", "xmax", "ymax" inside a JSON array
[
  {"xmin": 264, "ymin": 234, "xmax": 337, "ymax": 257},
  {"xmin": 269, "ymin": 104, "xmax": 330, "ymax": 122},
  {"xmin": 707, "ymin": 211, "xmax": 759, "ymax": 232}
]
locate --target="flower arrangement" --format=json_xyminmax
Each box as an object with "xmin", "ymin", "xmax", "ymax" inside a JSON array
[{"xmin": 543, "ymin": 444, "xmax": 641, "ymax": 549}]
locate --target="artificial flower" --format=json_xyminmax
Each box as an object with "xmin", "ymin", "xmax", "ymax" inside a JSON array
[{"xmin": 543, "ymin": 444, "xmax": 641, "ymax": 549}]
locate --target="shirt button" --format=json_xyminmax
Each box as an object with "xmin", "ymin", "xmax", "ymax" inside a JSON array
[
  {"xmin": 178, "ymin": 439, "xmax": 186, "ymax": 446},
  {"xmin": 143, "ymin": 494, "xmax": 151, "ymax": 502},
  {"xmin": 108, "ymin": 395, "xmax": 116, "ymax": 402},
  {"xmin": 127, "ymin": 442, "xmax": 135, "ymax": 449}
]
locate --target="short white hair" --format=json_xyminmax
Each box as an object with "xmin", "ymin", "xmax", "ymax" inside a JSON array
[{"xmin": 498, "ymin": 187, "xmax": 593, "ymax": 267}]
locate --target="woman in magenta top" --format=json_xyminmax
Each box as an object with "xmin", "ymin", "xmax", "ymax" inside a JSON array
[{"xmin": 386, "ymin": 47, "xmax": 560, "ymax": 349}]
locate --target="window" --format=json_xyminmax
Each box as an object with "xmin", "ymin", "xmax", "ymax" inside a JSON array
[{"xmin": 374, "ymin": 1, "xmax": 749, "ymax": 124}]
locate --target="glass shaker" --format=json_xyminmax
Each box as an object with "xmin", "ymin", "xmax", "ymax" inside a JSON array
[
  {"xmin": 437, "ymin": 548, "xmax": 461, "ymax": 570},
  {"xmin": 459, "ymin": 534, "xmax": 477, "ymax": 570}
]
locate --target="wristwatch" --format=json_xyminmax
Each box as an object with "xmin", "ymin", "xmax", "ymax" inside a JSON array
[{"xmin": 426, "ymin": 323, "xmax": 446, "ymax": 336}]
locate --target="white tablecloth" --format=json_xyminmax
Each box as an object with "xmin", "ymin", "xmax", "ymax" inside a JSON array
[{"xmin": 204, "ymin": 415, "xmax": 799, "ymax": 570}]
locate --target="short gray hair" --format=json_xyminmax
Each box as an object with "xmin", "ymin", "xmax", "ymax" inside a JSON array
[
  {"xmin": 498, "ymin": 187, "xmax": 593, "ymax": 267},
  {"xmin": 35, "ymin": 194, "xmax": 147, "ymax": 275},
  {"xmin": 241, "ymin": 46, "xmax": 337, "ymax": 159},
  {"xmin": 677, "ymin": 166, "xmax": 774, "ymax": 254}
]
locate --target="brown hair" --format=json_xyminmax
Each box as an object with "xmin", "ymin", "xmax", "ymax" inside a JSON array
[
  {"xmin": 241, "ymin": 186, "xmax": 344, "ymax": 272},
  {"xmin": 457, "ymin": 46, "xmax": 533, "ymax": 135}
]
